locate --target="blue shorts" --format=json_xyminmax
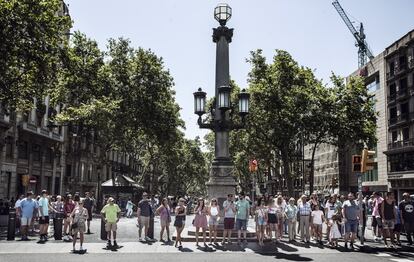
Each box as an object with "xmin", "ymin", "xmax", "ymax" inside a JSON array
[
  {"xmin": 345, "ymin": 219, "xmax": 358, "ymax": 233},
  {"xmin": 236, "ymin": 219, "xmax": 247, "ymax": 230}
]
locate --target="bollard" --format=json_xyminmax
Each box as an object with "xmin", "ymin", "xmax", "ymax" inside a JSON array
[
  {"xmin": 148, "ymin": 214, "xmax": 154, "ymax": 239},
  {"xmin": 7, "ymin": 208, "xmax": 16, "ymax": 241},
  {"xmin": 53, "ymin": 216, "xmax": 63, "ymax": 240},
  {"xmin": 100, "ymin": 216, "xmax": 107, "ymax": 240}
]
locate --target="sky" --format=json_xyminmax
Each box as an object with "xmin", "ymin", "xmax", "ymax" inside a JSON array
[{"xmin": 65, "ymin": 0, "xmax": 414, "ymax": 141}]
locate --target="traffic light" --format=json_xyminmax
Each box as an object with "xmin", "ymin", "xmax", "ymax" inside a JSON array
[
  {"xmin": 249, "ymin": 159, "xmax": 258, "ymax": 173},
  {"xmin": 352, "ymin": 155, "xmax": 362, "ymax": 173},
  {"xmin": 361, "ymin": 149, "xmax": 375, "ymax": 173}
]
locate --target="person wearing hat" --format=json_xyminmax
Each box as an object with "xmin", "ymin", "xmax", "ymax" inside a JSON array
[
  {"xmin": 18, "ymin": 191, "xmax": 37, "ymax": 241},
  {"xmin": 399, "ymin": 192, "xmax": 414, "ymax": 245},
  {"xmin": 101, "ymin": 197, "xmax": 121, "ymax": 248}
]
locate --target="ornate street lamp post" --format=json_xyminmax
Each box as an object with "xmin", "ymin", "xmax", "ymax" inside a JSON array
[{"xmin": 194, "ymin": 4, "xmax": 250, "ymax": 202}]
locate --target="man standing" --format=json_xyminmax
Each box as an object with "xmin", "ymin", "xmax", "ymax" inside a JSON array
[
  {"xmin": 222, "ymin": 194, "xmax": 236, "ymax": 244},
  {"xmin": 381, "ymin": 192, "xmax": 397, "ymax": 248},
  {"xmin": 38, "ymin": 190, "xmax": 53, "ymax": 242},
  {"xmin": 83, "ymin": 192, "xmax": 94, "ymax": 234},
  {"xmin": 137, "ymin": 192, "xmax": 153, "ymax": 242},
  {"xmin": 399, "ymin": 192, "xmax": 414, "ymax": 245},
  {"xmin": 235, "ymin": 192, "xmax": 250, "ymax": 245},
  {"xmin": 101, "ymin": 197, "xmax": 121, "ymax": 248},
  {"xmin": 18, "ymin": 191, "xmax": 37, "ymax": 240},
  {"xmin": 298, "ymin": 195, "xmax": 312, "ymax": 243},
  {"xmin": 14, "ymin": 194, "xmax": 24, "ymax": 234},
  {"xmin": 342, "ymin": 192, "xmax": 360, "ymax": 249}
]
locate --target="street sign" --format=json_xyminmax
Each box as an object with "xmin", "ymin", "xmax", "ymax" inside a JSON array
[{"xmin": 29, "ymin": 176, "xmax": 37, "ymax": 184}]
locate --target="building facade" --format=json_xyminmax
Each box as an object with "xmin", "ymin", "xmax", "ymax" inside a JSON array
[{"xmin": 384, "ymin": 30, "xmax": 414, "ymax": 199}]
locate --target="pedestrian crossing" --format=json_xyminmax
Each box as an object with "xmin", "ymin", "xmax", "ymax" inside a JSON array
[{"xmin": 375, "ymin": 253, "xmax": 414, "ymax": 262}]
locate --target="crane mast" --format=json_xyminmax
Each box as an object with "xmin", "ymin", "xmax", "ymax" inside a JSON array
[{"xmin": 332, "ymin": 0, "xmax": 374, "ymax": 68}]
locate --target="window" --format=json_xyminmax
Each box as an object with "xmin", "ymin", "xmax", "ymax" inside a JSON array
[
  {"xmin": 389, "ymin": 61, "xmax": 395, "ymax": 76},
  {"xmin": 5, "ymin": 136, "xmax": 13, "ymax": 159},
  {"xmin": 400, "ymin": 78, "xmax": 408, "ymax": 90},
  {"xmin": 399, "ymin": 55, "xmax": 407, "ymax": 69},
  {"xmin": 389, "ymin": 83, "xmax": 396, "ymax": 96},
  {"xmin": 18, "ymin": 141, "xmax": 28, "ymax": 159},
  {"xmin": 402, "ymin": 128, "xmax": 410, "ymax": 141},
  {"xmin": 32, "ymin": 144, "xmax": 41, "ymax": 162},
  {"xmin": 45, "ymin": 147, "xmax": 53, "ymax": 163},
  {"xmin": 390, "ymin": 107, "xmax": 397, "ymax": 118},
  {"xmin": 401, "ymin": 103, "xmax": 409, "ymax": 116},
  {"xmin": 392, "ymin": 131, "xmax": 398, "ymax": 142}
]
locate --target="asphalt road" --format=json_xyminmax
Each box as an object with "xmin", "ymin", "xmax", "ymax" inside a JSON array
[{"xmin": 1, "ymin": 251, "xmax": 413, "ymax": 262}]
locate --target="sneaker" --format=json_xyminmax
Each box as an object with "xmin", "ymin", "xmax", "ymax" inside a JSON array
[
  {"xmin": 344, "ymin": 243, "xmax": 348, "ymax": 249},
  {"xmin": 145, "ymin": 236, "xmax": 150, "ymax": 242},
  {"xmin": 139, "ymin": 237, "xmax": 143, "ymax": 241},
  {"xmin": 350, "ymin": 242, "xmax": 354, "ymax": 249},
  {"xmin": 87, "ymin": 229, "xmax": 91, "ymax": 234},
  {"xmin": 80, "ymin": 246, "xmax": 84, "ymax": 251},
  {"xmin": 113, "ymin": 241, "xmax": 118, "ymax": 248},
  {"xmin": 107, "ymin": 240, "xmax": 112, "ymax": 248}
]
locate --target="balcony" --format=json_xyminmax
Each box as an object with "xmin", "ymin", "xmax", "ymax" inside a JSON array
[
  {"xmin": 388, "ymin": 138, "xmax": 414, "ymax": 150},
  {"xmin": 388, "ymin": 113, "xmax": 410, "ymax": 126},
  {"xmin": 397, "ymin": 88, "xmax": 409, "ymax": 101},
  {"xmin": 19, "ymin": 122, "xmax": 63, "ymax": 142},
  {"xmin": 386, "ymin": 71, "xmax": 395, "ymax": 81},
  {"xmin": 387, "ymin": 93, "xmax": 397, "ymax": 104}
]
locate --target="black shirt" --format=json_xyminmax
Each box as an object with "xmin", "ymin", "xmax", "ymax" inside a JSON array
[{"xmin": 399, "ymin": 200, "xmax": 414, "ymax": 222}]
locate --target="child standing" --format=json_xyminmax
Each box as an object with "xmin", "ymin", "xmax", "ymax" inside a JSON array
[
  {"xmin": 311, "ymin": 205, "xmax": 324, "ymax": 244},
  {"xmin": 329, "ymin": 214, "xmax": 342, "ymax": 248},
  {"xmin": 255, "ymin": 198, "xmax": 268, "ymax": 246}
]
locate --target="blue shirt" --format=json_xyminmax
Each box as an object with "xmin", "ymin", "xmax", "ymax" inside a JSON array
[
  {"xmin": 285, "ymin": 205, "xmax": 298, "ymax": 219},
  {"xmin": 20, "ymin": 198, "xmax": 37, "ymax": 218},
  {"xmin": 38, "ymin": 197, "xmax": 49, "ymax": 216}
]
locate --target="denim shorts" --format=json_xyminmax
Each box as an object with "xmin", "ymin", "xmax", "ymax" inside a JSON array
[
  {"xmin": 345, "ymin": 219, "xmax": 358, "ymax": 233},
  {"xmin": 236, "ymin": 219, "xmax": 247, "ymax": 230}
]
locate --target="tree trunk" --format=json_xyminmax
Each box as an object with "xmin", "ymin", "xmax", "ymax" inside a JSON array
[
  {"xmin": 309, "ymin": 142, "xmax": 319, "ymax": 194},
  {"xmin": 281, "ymin": 149, "xmax": 293, "ymax": 195}
]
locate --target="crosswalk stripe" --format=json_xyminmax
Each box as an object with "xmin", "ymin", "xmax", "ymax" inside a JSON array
[{"xmin": 390, "ymin": 259, "xmax": 414, "ymax": 262}]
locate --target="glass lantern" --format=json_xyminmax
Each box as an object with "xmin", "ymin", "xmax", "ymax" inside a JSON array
[
  {"xmin": 214, "ymin": 3, "xmax": 232, "ymax": 26},
  {"xmin": 238, "ymin": 89, "xmax": 250, "ymax": 116},
  {"xmin": 193, "ymin": 87, "xmax": 206, "ymax": 116}
]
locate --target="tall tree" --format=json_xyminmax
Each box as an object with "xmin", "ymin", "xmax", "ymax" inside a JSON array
[
  {"xmin": 0, "ymin": 0, "xmax": 71, "ymax": 112},
  {"xmin": 247, "ymin": 49, "xmax": 317, "ymax": 194}
]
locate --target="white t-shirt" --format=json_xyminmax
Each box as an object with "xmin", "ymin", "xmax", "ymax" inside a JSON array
[
  {"xmin": 325, "ymin": 202, "xmax": 336, "ymax": 219},
  {"xmin": 311, "ymin": 210, "xmax": 324, "ymax": 225}
]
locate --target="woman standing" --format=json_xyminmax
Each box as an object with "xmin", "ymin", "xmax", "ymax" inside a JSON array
[
  {"xmin": 156, "ymin": 198, "xmax": 171, "ymax": 243},
  {"xmin": 285, "ymin": 198, "xmax": 298, "ymax": 242},
  {"xmin": 70, "ymin": 198, "xmax": 89, "ymax": 252},
  {"xmin": 174, "ymin": 198, "xmax": 186, "ymax": 248},
  {"xmin": 193, "ymin": 198, "xmax": 208, "ymax": 246},
  {"xmin": 267, "ymin": 198, "xmax": 278, "ymax": 242},
  {"xmin": 275, "ymin": 196, "xmax": 285, "ymax": 241},
  {"xmin": 208, "ymin": 198, "xmax": 220, "ymax": 244},
  {"xmin": 255, "ymin": 197, "xmax": 268, "ymax": 246}
]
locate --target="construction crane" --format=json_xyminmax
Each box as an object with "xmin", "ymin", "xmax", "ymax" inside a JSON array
[{"xmin": 332, "ymin": 0, "xmax": 374, "ymax": 68}]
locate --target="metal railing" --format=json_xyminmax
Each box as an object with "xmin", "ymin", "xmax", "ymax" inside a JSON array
[{"xmin": 388, "ymin": 138, "xmax": 414, "ymax": 150}]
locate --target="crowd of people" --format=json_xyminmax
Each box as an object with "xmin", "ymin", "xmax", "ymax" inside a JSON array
[
  {"xmin": 13, "ymin": 190, "xmax": 95, "ymax": 251},
  {"xmin": 7, "ymin": 189, "xmax": 414, "ymax": 252}
]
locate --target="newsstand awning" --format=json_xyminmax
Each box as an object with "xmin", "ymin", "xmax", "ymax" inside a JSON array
[{"xmin": 101, "ymin": 175, "xmax": 144, "ymax": 194}]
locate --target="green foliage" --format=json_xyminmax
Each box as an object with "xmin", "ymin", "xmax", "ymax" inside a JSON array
[{"xmin": 0, "ymin": 0, "xmax": 71, "ymax": 112}]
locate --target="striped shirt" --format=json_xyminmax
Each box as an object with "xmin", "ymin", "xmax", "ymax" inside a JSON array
[{"xmin": 298, "ymin": 202, "xmax": 312, "ymax": 216}]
